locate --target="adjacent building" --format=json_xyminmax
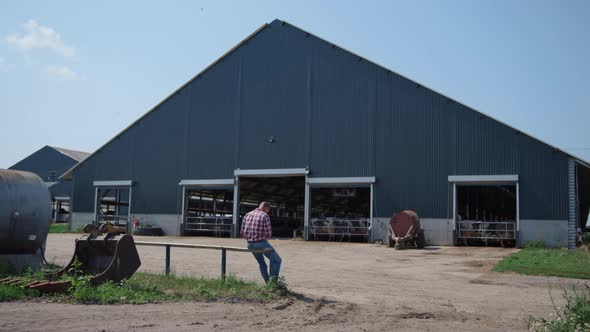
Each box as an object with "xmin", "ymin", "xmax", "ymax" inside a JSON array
[{"xmin": 9, "ymin": 145, "xmax": 89, "ymax": 222}]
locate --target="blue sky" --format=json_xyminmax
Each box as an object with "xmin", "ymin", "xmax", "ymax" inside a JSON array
[{"xmin": 0, "ymin": 1, "xmax": 588, "ymax": 167}]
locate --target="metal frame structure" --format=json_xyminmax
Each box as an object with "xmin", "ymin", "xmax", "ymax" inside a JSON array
[
  {"xmin": 52, "ymin": 196, "xmax": 70, "ymax": 223},
  {"xmin": 305, "ymin": 177, "xmax": 375, "ymax": 241},
  {"xmin": 134, "ymin": 240, "xmax": 270, "ymax": 279},
  {"xmin": 93, "ymin": 180, "xmax": 133, "ymax": 232},
  {"xmin": 179, "ymin": 179, "xmax": 234, "ymax": 236},
  {"xmin": 449, "ymin": 175, "xmax": 519, "ymax": 245},
  {"xmin": 231, "ymin": 168, "xmax": 309, "ymax": 237},
  {"xmin": 234, "ymin": 168, "xmax": 309, "ymax": 177},
  {"xmin": 93, "ymin": 180, "xmax": 133, "ymax": 187}
]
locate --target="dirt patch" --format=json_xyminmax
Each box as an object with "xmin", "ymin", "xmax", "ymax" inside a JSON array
[
  {"xmin": 396, "ymin": 312, "xmax": 436, "ymax": 319},
  {"xmin": 272, "ymin": 298, "xmax": 295, "ymax": 310},
  {"xmin": 464, "ymin": 259, "xmax": 500, "ymax": 273},
  {"xmin": 129, "ymin": 323, "xmax": 159, "ymax": 328},
  {"xmin": 469, "ymin": 279, "xmax": 507, "ymax": 286},
  {"xmin": 465, "ymin": 260, "xmax": 486, "ymax": 268}
]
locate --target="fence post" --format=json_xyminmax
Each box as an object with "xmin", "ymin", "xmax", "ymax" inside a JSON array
[
  {"xmin": 221, "ymin": 248, "xmax": 227, "ymax": 281},
  {"xmin": 165, "ymin": 244, "xmax": 171, "ymax": 276}
]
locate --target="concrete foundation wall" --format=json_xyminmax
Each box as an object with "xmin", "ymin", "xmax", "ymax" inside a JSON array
[
  {"xmin": 373, "ymin": 218, "xmax": 569, "ymax": 248},
  {"xmin": 70, "ymin": 212, "xmax": 95, "ymax": 232},
  {"xmin": 421, "ymin": 219, "xmax": 454, "ymax": 245},
  {"xmin": 519, "ymin": 219, "xmax": 568, "ymax": 248},
  {"xmin": 71, "ymin": 213, "xmax": 569, "ymax": 247},
  {"xmin": 371, "ymin": 218, "xmax": 454, "ymax": 246},
  {"xmin": 370, "ymin": 218, "xmax": 389, "ymax": 243},
  {"xmin": 132, "ymin": 214, "xmax": 181, "ymax": 236}
]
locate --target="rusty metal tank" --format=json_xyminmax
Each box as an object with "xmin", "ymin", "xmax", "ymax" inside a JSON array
[
  {"xmin": 0, "ymin": 169, "xmax": 52, "ymax": 254},
  {"xmin": 388, "ymin": 210, "xmax": 425, "ymax": 249}
]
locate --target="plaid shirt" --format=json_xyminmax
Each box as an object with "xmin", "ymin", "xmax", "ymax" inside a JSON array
[{"xmin": 241, "ymin": 208, "xmax": 272, "ymax": 242}]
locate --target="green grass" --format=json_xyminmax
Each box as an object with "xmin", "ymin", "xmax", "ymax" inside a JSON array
[
  {"xmin": 48, "ymin": 223, "xmax": 83, "ymax": 233},
  {"xmin": 126, "ymin": 273, "xmax": 287, "ymax": 302},
  {"xmin": 0, "ymin": 271, "xmax": 289, "ymax": 304},
  {"xmin": 49, "ymin": 223, "xmax": 69, "ymax": 233},
  {"xmin": 493, "ymin": 246, "xmax": 590, "ymax": 279},
  {"xmin": 0, "ymin": 284, "xmax": 40, "ymax": 302},
  {"xmin": 530, "ymin": 285, "xmax": 590, "ymax": 332}
]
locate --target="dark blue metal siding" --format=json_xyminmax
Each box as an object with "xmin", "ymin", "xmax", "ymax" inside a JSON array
[
  {"xmin": 374, "ymin": 74, "xmax": 458, "ymax": 218},
  {"xmin": 372, "ymin": 74, "xmax": 568, "ymax": 219},
  {"xmin": 49, "ymin": 181, "xmax": 73, "ymax": 199},
  {"xmin": 70, "ymin": 131, "xmax": 134, "ymax": 213},
  {"xmin": 186, "ymin": 56, "xmax": 239, "ymax": 178},
  {"xmin": 71, "ymin": 19, "xmax": 570, "ymax": 221},
  {"xmin": 237, "ymin": 25, "xmax": 308, "ymax": 169},
  {"xmin": 307, "ymin": 33, "xmax": 374, "ymax": 178},
  {"xmin": 128, "ymin": 93, "xmax": 186, "ymax": 215},
  {"xmin": 71, "ymin": 162, "xmax": 96, "ymax": 212},
  {"xmin": 516, "ymin": 134, "xmax": 568, "ymax": 220}
]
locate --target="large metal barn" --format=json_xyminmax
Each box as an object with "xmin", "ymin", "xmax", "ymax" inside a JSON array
[{"xmin": 61, "ymin": 19, "xmax": 590, "ymax": 248}]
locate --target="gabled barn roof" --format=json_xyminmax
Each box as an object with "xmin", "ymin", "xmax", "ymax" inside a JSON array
[
  {"xmin": 60, "ymin": 18, "xmax": 589, "ymax": 180},
  {"xmin": 10, "ymin": 145, "xmax": 89, "ymax": 171},
  {"xmin": 50, "ymin": 146, "xmax": 90, "ymax": 162}
]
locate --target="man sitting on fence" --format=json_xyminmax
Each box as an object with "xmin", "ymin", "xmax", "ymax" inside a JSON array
[{"xmin": 241, "ymin": 201, "xmax": 282, "ymax": 283}]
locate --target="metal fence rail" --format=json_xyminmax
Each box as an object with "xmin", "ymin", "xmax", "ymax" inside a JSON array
[
  {"xmin": 184, "ymin": 217, "xmax": 233, "ymax": 236},
  {"xmin": 134, "ymin": 241, "xmax": 270, "ymax": 279},
  {"xmin": 310, "ymin": 218, "xmax": 369, "ymax": 240},
  {"xmin": 456, "ymin": 221, "xmax": 516, "ymax": 240},
  {"xmin": 97, "ymin": 215, "xmax": 129, "ymax": 229}
]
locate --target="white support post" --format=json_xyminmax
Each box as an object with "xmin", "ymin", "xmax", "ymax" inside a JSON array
[
  {"xmin": 115, "ymin": 189, "xmax": 120, "ymax": 220},
  {"xmin": 232, "ymin": 177, "xmax": 240, "ymax": 238},
  {"xmin": 516, "ymin": 182, "xmax": 520, "ymax": 232},
  {"xmin": 128, "ymin": 186, "xmax": 133, "ymax": 233},
  {"xmin": 453, "ymin": 182, "xmax": 457, "ymax": 231},
  {"xmin": 304, "ymin": 179, "xmax": 310, "ymax": 241},
  {"xmin": 180, "ymin": 186, "xmax": 186, "ymax": 235},
  {"xmin": 369, "ymin": 183, "xmax": 374, "ymax": 243},
  {"xmin": 514, "ymin": 182, "xmax": 520, "ymax": 247},
  {"xmin": 93, "ymin": 187, "xmax": 99, "ymax": 226},
  {"xmin": 453, "ymin": 182, "xmax": 457, "ymax": 245}
]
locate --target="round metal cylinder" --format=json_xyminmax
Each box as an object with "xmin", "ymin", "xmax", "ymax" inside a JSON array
[
  {"xmin": 389, "ymin": 210, "xmax": 421, "ymax": 239},
  {"xmin": 0, "ymin": 169, "xmax": 52, "ymax": 254}
]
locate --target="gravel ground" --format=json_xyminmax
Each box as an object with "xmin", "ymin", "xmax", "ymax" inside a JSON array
[{"xmin": 1, "ymin": 234, "xmax": 586, "ymax": 331}]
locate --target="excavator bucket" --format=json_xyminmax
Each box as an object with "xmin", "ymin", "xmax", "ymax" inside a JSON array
[{"xmin": 47, "ymin": 223, "xmax": 141, "ymax": 285}]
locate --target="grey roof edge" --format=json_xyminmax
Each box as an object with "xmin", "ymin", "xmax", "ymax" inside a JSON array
[
  {"xmin": 277, "ymin": 19, "xmax": 590, "ymax": 168},
  {"xmin": 60, "ymin": 18, "xmax": 590, "ymax": 180},
  {"xmin": 49, "ymin": 146, "xmax": 90, "ymax": 162},
  {"xmin": 9, "ymin": 145, "xmax": 89, "ymax": 169},
  {"xmin": 59, "ymin": 21, "xmax": 271, "ymax": 180}
]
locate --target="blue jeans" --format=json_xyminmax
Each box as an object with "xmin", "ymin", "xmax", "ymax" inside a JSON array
[{"xmin": 246, "ymin": 240, "xmax": 282, "ymax": 283}]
